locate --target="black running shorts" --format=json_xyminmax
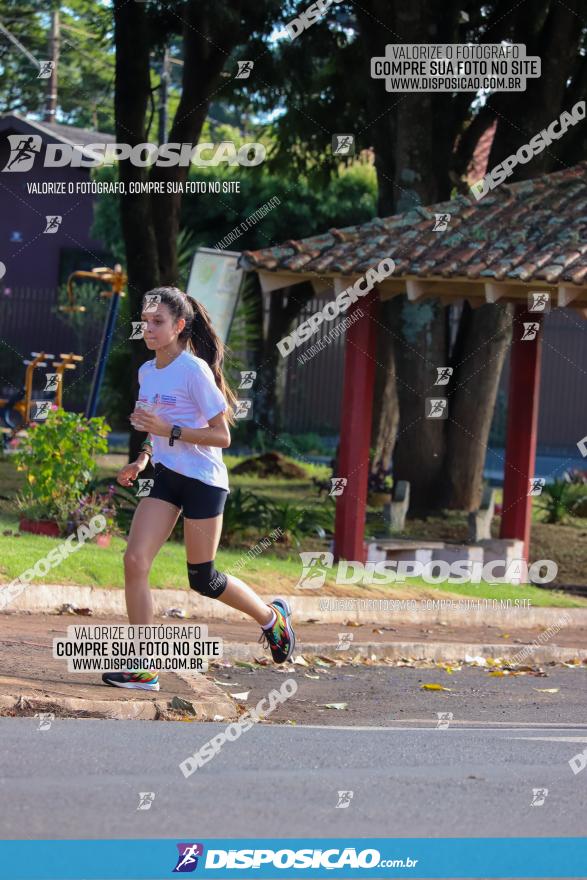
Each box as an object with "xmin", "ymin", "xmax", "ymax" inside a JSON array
[{"xmin": 146, "ymin": 462, "xmax": 228, "ymax": 519}]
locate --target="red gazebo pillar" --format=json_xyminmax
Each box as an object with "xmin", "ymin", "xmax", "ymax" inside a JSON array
[
  {"xmin": 500, "ymin": 304, "xmax": 543, "ymax": 560},
  {"xmin": 333, "ymin": 289, "xmax": 379, "ymax": 562}
]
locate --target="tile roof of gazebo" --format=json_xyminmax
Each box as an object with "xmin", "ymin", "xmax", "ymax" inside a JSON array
[{"xmin": 240, "ymin": 161, "xmax": 587, "ymax": 310}]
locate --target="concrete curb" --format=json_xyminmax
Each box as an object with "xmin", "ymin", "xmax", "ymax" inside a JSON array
[
  {"xmin": 3, "ymin": 584, "xmax": 586, "ymax": 627},
  {"xmin": 0, "ymin": 672, "xmax": 238, "ymax": 722},
  {"xmin": 0, "ymin": 692, "xmax": 164, "ymax": 720},
  {"xmin": 0, "ymin": 691, "xmax": 237, "ymax": 721},
  {"xmin": 229, "ymin": 641, "xmax": 587, "ymax": 666}
]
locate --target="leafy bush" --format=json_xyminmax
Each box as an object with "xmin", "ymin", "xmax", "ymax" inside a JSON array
[
  {"xmin": 265, "ymin": 499, "xmax": 335, "ymax": 546},
  {"xmin": 67, "ymin": 487, "xmax": 119, "ymax": 537},
  {"xmin": 221, "ymin": 487, "xmax": 335, "ymax": 546},
  {"xmin": 221, "ymin": 488, "xmax": 274, "ymax": 541},
  {"xmin": 13, "ymin": 407, "xmax": 110, "ymax": 529},
  {"xmin": 536, "ymin": 479, "xmax": 586, "ymax": 524}
]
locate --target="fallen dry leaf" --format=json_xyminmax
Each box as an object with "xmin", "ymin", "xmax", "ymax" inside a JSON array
[
  {"xmin": 304, "ymin": 673, "xmax": 320, "ymax": 680},
  {"xmin": 293, "ymin": 655, "xmax": 309, "ymax": 666},
  {"xmin": 465, "ymin": 655, "xmax": 488, "ymax": 667},
  {"xmin": 438, "ymin": 663, "xmax": 461, "ymax": 675},
  {"xmin": 343, "ymin": 620, "xmax": 363, "ymax": 627},
  {"xmin": 420, "ymin": 683, "xmax": 452, "ymax": 692}
]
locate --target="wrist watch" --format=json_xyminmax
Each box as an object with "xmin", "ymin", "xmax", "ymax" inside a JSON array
[{"xmin": 169, "ymin": 424, "xmax": 182, "ymax": 446}]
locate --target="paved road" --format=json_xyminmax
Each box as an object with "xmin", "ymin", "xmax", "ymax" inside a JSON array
[
  {"xmin": 1, "ymin": 717, "xmax": 586, "ymax": 839},
  {"xmin": 217, "ymin": 664, "xmax": 587, "ymax": 727}
]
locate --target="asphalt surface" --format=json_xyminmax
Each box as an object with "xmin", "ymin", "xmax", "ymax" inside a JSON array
[
  {"xmin": 213, "ymin": 664, "xmax": 587, "ymax": 727},
  {"xmin": 1, "ymin": 718, "xmax": 586, "ymax": 840}
]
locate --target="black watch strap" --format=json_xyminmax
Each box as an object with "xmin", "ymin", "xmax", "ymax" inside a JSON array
[{"xmin": 169, "ymin": 424, "xmax": 182, "ymax": 446}]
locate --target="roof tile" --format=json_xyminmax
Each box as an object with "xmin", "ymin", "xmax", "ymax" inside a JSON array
[{"xmin": 240, "ymin": 162, "xmax": 587, "ymax": 288}]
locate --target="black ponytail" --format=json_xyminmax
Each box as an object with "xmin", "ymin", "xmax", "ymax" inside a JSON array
[{"xmin": 142, "ymin": 286, "xmax": 237, "ymax": 425}]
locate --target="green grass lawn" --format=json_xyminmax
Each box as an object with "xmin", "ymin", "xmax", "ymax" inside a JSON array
[
  {"xmin": 1, "ymin": 451, "xmax": 586, "ymax": 605},
  {"xmin": 1, "ymin": 512, "xmax": 583, "ymax": 605}
]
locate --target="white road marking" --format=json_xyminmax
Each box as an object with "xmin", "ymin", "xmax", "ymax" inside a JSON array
[
  {"xmin": 509, "ymin": 736, "xmax": 587, "ymax": 743},
  {"xmin": 290, "ymin": 724, "xmax": 587, "ymax": 732}
]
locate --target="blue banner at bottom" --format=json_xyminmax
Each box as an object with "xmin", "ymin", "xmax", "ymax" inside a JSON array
[{"xmin": 0, "ymin": 837, "xmax": 585, "ymax": 879}]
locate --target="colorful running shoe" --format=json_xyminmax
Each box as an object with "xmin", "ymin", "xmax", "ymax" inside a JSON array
[
  {"xmin": 101, "ymin": 670, "xmax": 160, "ymax": 691},
  {"xmin": 258, "ymin": 597, "xmax": 296, "ymax": 664}
]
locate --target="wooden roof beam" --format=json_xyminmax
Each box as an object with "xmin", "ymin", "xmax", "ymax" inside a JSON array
[
  {"xmin": 258, "ymin": 270, "xmax": 304, "ymax": 293},
  {"xmin": 558, "ymin": 286, "xmax": 578, "ymax": 307},
  {"xmin": 406, "ymin": 279, "xmax": 427, "ymax": 301}
]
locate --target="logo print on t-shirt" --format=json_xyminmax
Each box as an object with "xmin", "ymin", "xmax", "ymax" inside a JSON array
[{"xmin": 151, "ymin": 393, "xmax": 177, "ymax": 406}]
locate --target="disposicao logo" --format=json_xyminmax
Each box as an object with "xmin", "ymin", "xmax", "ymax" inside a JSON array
[
  {"xmin": 3, "ymin": 134, "xmax": 42, "ymax": 172},
  {"xmin": 173, "ymin": 842, "xmax": 204, "ymax": 872},
  {"xmin": 2, "ymin": 135, "xmax": 266, "ymax": 171}
]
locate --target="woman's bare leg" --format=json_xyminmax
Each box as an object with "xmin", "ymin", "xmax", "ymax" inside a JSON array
[
  {"xmin": 183, "ymin": 516, "xmax": 273, "ymax": 626},
  {"xmin": 124, "ymin": 498, "xmax": 181, "ymax": 624}
]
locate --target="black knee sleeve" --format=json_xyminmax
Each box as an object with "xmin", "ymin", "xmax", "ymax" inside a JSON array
[{"xmin": 187, "ymin": 561, "xmax": 227, "ymax": 598}]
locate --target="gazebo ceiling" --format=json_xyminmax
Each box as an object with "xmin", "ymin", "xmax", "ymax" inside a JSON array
[{"xmin": 240, "ymin": 161, "xmax": 587, "ymax": 311}]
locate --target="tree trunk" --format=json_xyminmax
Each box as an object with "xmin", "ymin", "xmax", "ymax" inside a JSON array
[
  {"xmin": 113, "ymin": 0, "xmax": 247, "ymax": 462},
  {"xmin": 254, "ymin": 282, "xmax": 315, "ymax": 435},
  {"xmin": 354, "ymin": 0, "xmax": 460, "ymax": 510},
  {"xmin": 391, "ymin": 298, "xmax": 448, "ymax": 512},
  {"xmin": 370, "ymin": 298, "xmax": 400, "ymax": 473},
  {"xmin": 442, "ymin": 303, "xmax": 512, "ymax": 509},
  {"xmin": 149, "ymin": 2, "xmax": 239, "ymax": 284},
  {"xmin": 114, "ymin": 0, "xmax": 161, "ymax": 462}
]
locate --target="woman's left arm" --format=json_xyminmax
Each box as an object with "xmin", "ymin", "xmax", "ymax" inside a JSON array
[{"xmin": 130, "ymin": 409, "xmax": 230, "ymax": 448}]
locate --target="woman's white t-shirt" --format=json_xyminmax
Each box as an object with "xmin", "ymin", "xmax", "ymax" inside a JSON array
[{"xmin": 137, "ymin": 349, "xmax": 230, "ymax": 491}]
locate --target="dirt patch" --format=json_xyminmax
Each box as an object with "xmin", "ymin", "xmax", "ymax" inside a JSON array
[{"xmin": 231, "ymin": 452, "xmax": 307, "ymax": 479}]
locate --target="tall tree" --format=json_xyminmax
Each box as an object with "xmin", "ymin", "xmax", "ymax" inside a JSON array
[
  {"xmin": 0, "ymin": 0, "xmax": 115, "ymax": 130},
  {"xmin": 230, "ymin": 0, "xmax": 587, "ymax": 512},
  {"xmin": 112, "ymin": 0, "xmax": 281, "ymax": 459}
]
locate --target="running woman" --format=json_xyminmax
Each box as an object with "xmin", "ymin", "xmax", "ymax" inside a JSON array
[{"xmin": 101, "ymin": 286, "xmax": 295, "ymax": 691}]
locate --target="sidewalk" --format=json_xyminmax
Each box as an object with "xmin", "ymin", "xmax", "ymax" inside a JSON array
[
  {"xmin": 0, "ymin": 613, "xmax": 237, "ymax": 722},
  {"xmin": 1, "ymin": 610, "xmax": 586, "ymax": 720}
]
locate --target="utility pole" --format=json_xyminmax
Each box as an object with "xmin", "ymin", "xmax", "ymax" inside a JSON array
[
  {"xmin": 158, "ymin": 47, "xmax": 170, "ymax": 144},
  {"xmin": 43, "ymin": 6, "xmax": 60, "ymax": 123}
]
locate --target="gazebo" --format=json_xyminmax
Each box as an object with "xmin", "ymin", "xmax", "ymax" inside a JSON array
[{"xmin": 240, "ymin": 161, "xmax": 587, "ymax": 563}]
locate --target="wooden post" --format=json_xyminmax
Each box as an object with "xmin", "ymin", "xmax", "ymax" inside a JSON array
[
  {"xmin": 500, "ymin": 305, "xmax": 543, "ymax": 559},
  {"xmin": 334, "ymin": 290, "xmax": 379, "ymax": 562}
]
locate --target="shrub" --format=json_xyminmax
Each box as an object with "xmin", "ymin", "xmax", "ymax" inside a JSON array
[
  {"xmin": 220, "ymin": 488, "xmax": 335, "ymax": 546},
  {"xmin": 13, "ymin": 407, "xmax": 110, "ymax": 529},
  {"xmin": 536, "ymin": 479, "xmax": 587, "ymax": 524}
]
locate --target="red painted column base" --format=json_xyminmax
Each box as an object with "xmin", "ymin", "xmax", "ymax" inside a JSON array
[
  {"xmin": 500, "ymin": 305, "xmax": 543, "ymax": 561},
  {"xmin": 333, "ymin": 290, "xmax": 379, "ymax": 563}
]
